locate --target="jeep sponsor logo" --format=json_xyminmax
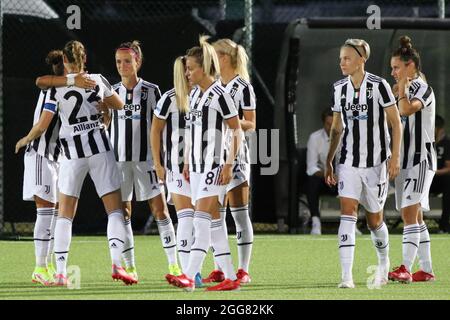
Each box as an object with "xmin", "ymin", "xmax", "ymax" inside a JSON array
[
  {"xmin": 190, "ymin": 109, "xmax": 203, "ymax": 118},
  {"xmin": 344, "ymin": 103, "xmax": 368, "ymax": 112},
  {"xmin": 124, "ymin": 104, "xmax": 141, "ymax": 112}
]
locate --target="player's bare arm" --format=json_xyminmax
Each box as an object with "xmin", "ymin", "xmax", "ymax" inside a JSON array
[
  {"xmin": 150, "ymin": 116, "xmax": 167, "ymax": 182},
  {"xmin": 397, "ymin": 74, "xmax": 423, "ymax": 116},
  {"xmin": 325, "ymin": 112, "xmax": 343, "ymax": 186},
  {"xmin": 15, "ymin": 111, "xmax": 55, "ymax": 153},
  {"xmin": 385, "ymin": 104, "xmax": 402, "ymax": 180},
  {"xmin": 240, "ymin": 110, "xmax": 256, "ymax": 131},
  {"xmin": 219, "ymin": 115, "xmax": 242, "ymax": 185},
  {"xmin": 103, "ymin": 91, "xmax": 124, "ymax": 110},
  {"xmin": 36, "ymin": 72, "xmax": 96, "ymax": 90}
]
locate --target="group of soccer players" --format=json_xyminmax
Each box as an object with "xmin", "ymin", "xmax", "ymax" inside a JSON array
[
  {"xmin": 326, "ymin": 36, "xmax": 436, "ymax": 288},
  {"xmin": 15, "ymin": 36, "xmax": 256, "ymax": 292},
  {"xmin": 15, "ymin": 32, "xmax": 437, "ymax": 292}
]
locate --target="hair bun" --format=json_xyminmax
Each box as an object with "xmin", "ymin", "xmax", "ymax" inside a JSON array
[
  {"xmin": 399, "ymin": 35, "xmax": 412, "ymax": 49},
  {"xmin": 46, "ymin": 50, "xmax": 63, "ymax": 65}
]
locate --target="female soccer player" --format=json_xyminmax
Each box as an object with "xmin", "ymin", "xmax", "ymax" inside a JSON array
[
  {"xmin": 200, "ymin": 38, "xmax": 256, "ymax": 284},
  {"xmin": 16, "ymin": 40, "xmax": 136, "ymax": 286},
  {"xmin": 166, "ymin": 36, "xmax": 243, "ymax": 292},
  {"xmin": 104, "ymin": 41, "xmax": 180, "ymax": 280},
  {"xmin": 325, "ymin": 39, "xmax": 402, "ymax": 288},
  {"xmin": 150, "ymin": 56, "xmax": 195, "ymax": 277},
  {"xmin": 17, "ymin": 50, "xmax": 96, "ymax": 286},
  {"xmin": 388, "ymin": 36, "xmax": 436, "ymax": 283}
]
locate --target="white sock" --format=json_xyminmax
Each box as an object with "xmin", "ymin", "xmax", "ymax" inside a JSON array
[
  {"xmin": 211, "ymin": 219, "xmax": 237, "ymax": 281},
  {"xmin": 34, "ymin": 208, "xmax": 54, "ymax": 267},
  {"xmin": 213, "ymin": 207, "xmax": 227, "ymax": 271},
  {"xmin": 418, "ymin": 222, "xmax": 433, "ymax": 273},
  {"xmin": 369, "ymin": 222, "xmax": 389, "ymax": 266},
  {"xmin": 338, "ymin": 215, "xmax": 357, "ymax": 282},
  {"xmin": 185, "ymin": 211, "xmax": 211, "ymax": 279},
  {"xmin": 54, "ymin": 217, "xmax": 73, "ymax": 275},
  {"xmin": 156, "ymin": 217, "xmax": 178, "ymax": 266},
  {"xmin": 176, "ymin": 209, "xmax": 194, "ymax": 272},
  {"xmin": 220, "ymin": 207, "xmax": 229, "ymax": 239},
  {"xmin": 47, "ymin": 208, "xmax": 58, "ymax": 265},
  {"xmin": 312, "ymin": 216, "xmax": 321, "ymax": 228},
  {"xmin": 107, "ymin": 210, "xmax": 126, "ymax": 267},
  {"xmin": 402, "ymin": 224, "xmax": 421, "ymax": 272},
  {"xmin": 231, "ymin": 206, "xmax": 253, "ymax": 272},
  {"xmin": 122, "ymin": 218, "xmax": 135, "ymax": 269}
]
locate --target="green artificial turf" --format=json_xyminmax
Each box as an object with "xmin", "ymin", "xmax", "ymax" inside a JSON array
[{"xmin": 1, "ymin": 234, "xmax": 449, "ymax": 300}]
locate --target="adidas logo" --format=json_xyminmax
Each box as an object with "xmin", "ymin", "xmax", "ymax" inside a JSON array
[
  {"xmin": 57, "ymin": 256, "xmax": 65, "ymax": 261},
  {"xmin": 202, "ymin": 187, "xmax": 208, "ymax": 192},
  {"xmin": 111, "ymin": 242, "xmax": 117, "ymax": 248},
  {"xmin": 233, "ymin": 175, "xmax": 239, "ymax": 179},
  {"xmin": 406, "ymin": 195, "xmax": 412, "ymax": 200},
  {"xmin": 341, "ymin": 94, "xmax": 346, "ymax": 99},
  {"xmin": 152, "ymin": 186, "xmax": 157, "ymax": 190}
]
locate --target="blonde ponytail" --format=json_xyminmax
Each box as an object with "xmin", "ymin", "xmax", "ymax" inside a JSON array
[
  {"xmin": 235, "ymin": 44, "xmax": 250, "ymax": 81},
  {"xmin": 173, "ymin": 56, "xmax": 189, "ymax": 113},
  {"xmin": 199, "ymin": 35, "xmax": 220, "ymax": 78},
  {"xmin": 212, "ymin": 38, "xmax": 250, "ymax": 81},
  {"xmin": 63, "ymin": 40, "xmax": 86, "ymax": 71}
]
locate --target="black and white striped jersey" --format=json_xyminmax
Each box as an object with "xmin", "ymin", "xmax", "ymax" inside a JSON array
[
  {"xmin": 221, "ymin": 75, "xmax": 256, "ymax": 164},
  {"xmin": 332, "ymin": 72, "xmax": 396, "ymax": 168},
  {"xmin": 400, "ymin": 76, "xmax": 436, "ymax": 170},
  {"xmin": 154, "ymin": 88, "xmax": 189, "ymax": 174},
  {"xmin": 26, "ymin": 90, "xmax": 61, "ymax": 162},
  {"xmin": 188, "ymin": 81, "xmax": 238, "ymax": 173},
  {"xmin": 44, "ymin": 73, "xmax": 113, "ymax": 160},
  {"xmin": 109, "ymin": 79, "xmax": 160, "ymax": 163}
]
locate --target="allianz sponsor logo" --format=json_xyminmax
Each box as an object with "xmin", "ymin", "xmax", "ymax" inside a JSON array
[{"xmin": 73, "ymin": 121, "xmax": 99, "ymax": 133}]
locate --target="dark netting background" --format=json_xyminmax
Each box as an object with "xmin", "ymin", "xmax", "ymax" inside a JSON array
[{"xmin": 1, "ymin": 0, "xmax": 448, "ymax": 236}]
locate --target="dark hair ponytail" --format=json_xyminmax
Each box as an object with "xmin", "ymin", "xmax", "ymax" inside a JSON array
[{"xmin": 392, "ymin": 35, "xmax": 422, "ymax": 73}]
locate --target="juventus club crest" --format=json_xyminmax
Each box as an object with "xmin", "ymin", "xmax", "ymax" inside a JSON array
[
  {"xmin": 366, "ymin": 87, "xmax": 373, "ymax": 100},
  {"xmin": 229, "ymin": 86, "xmax": 238, "ymax": 98},
  {"xmin": 141, "ymin": 90, "xmax": 148, "ymax": 100},
  {"xmin": 204, "ymin": 93, "xmax": 214, "ymax": 107}
]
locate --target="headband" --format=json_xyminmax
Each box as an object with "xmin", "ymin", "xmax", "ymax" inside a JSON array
[
  {"xmin": 117, "ymin": 47, "xmax": 139, "ymax": 57},
  {"xmin": 346, "ymin": 43, "xmax": 363, "ymax": 58}
]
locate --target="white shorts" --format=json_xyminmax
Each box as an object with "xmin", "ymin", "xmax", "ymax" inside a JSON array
[
  {"xmin": 23, "ymin": 150, "xmax": 59, "ymax": 203},
  {"xmin": 337, "ymin": 161, "xmax": 389, "ymax": 213},
  {"xmin": 58, "ymin": 150, "xmax": 121, "ymax": 198},
  {"xmin": 395, "ymin": 160, "xmax": 435, "ymax": 212},
  {"xmin": 117, "ymin": 161, "xmax": 164, "ymax": 202},
  {"xmin": 190, "ymin": 166, "xmax": 227, "ymax": 206},
  {"xmin": 226, "ymin": 162, "xmax": 250, "ymax": 193},
  {"xmin": 166, "ymin": 170, "xmax": 191, "ymax": 205}
]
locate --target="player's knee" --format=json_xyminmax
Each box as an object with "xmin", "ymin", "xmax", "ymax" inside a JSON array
[{"xmin": 34, "ymin": 196, "xmax": 55, "ymax": 208}]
